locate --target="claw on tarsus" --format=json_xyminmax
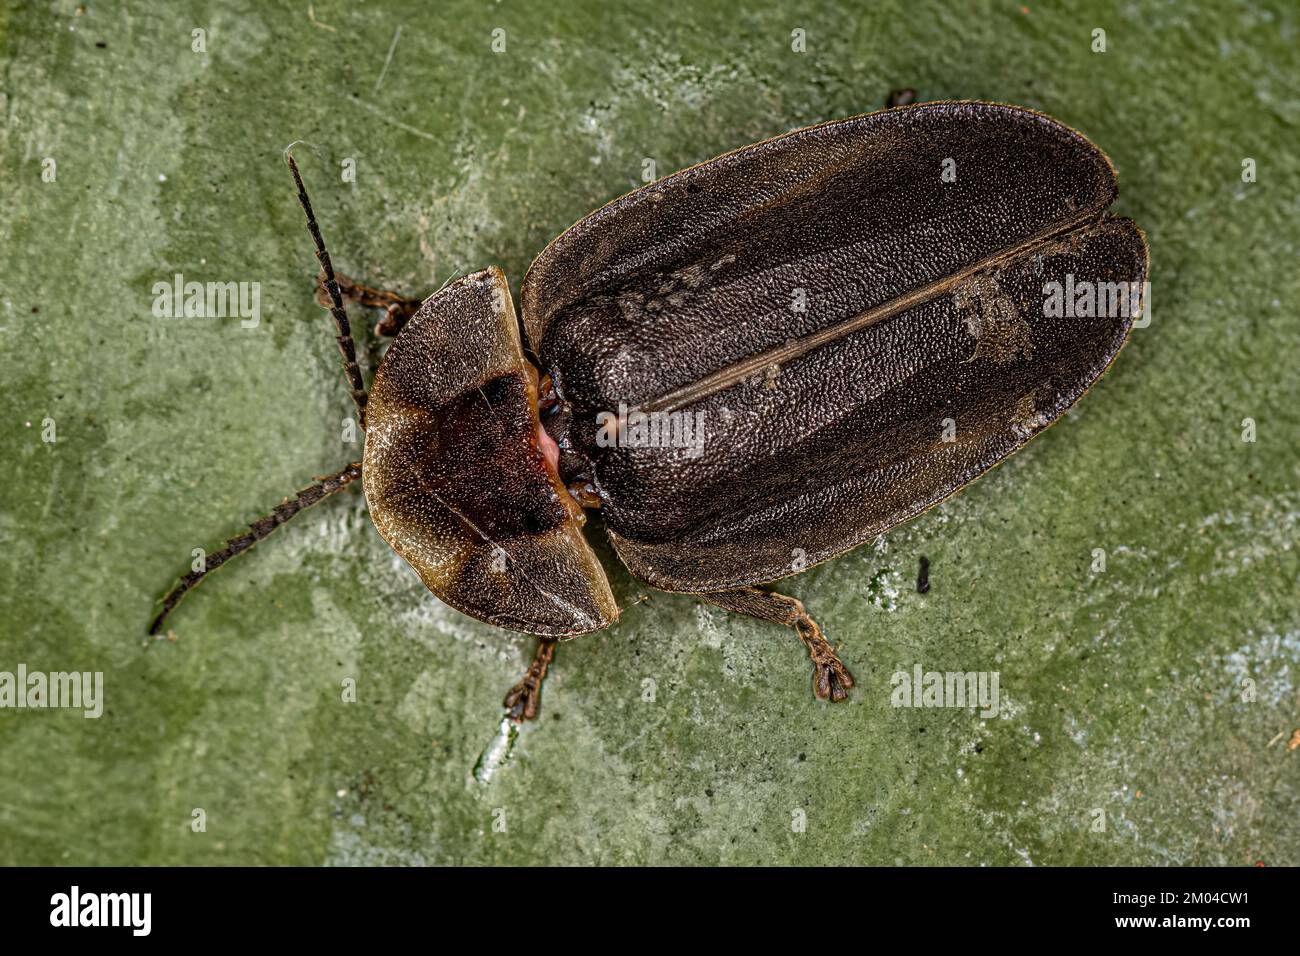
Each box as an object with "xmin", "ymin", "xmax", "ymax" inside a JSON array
[{"xmin": 503, "ymin": 638, "xmax": 557, "ymax": 723}]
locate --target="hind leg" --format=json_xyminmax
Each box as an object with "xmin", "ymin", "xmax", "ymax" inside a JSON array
[{"xmin": 696, "ymin": 587, "xmax": 855, "ymax": 702}]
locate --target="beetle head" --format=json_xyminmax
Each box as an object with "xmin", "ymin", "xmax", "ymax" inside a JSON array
[{"xmin": 363, "ymin": 267, "xmax": 617, "ymax": 636}]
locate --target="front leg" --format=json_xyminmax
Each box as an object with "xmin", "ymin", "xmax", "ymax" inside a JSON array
[
  {"xmin": 696, "ymin": 587, "xmax": 855, "ymax": 702},
  {"xmin": 315, "ymin": 271, "xmax": 424, "ymax": 336},
  {"xmin": 503, "ymin": 638, "xmax": 558, "ymax": 722}
]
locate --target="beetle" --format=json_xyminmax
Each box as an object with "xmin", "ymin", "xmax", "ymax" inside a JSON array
[{"xmin": 150, "ymin": 100, "xmax": 1148, "ymax": 723}]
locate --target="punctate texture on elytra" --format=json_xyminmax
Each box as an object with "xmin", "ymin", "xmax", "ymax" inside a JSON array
[{"xmin": 523, "ymin": 101, "xmax": 1147, "ymax": 595}]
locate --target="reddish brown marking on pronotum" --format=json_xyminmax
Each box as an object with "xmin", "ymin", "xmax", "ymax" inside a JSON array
[{"xmin": 151, "ymin": 103, "xmax": 1147, "ymax": 724}]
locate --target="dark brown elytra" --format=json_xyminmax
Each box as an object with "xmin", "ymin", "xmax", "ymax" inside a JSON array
[{"xmin": 151, "ymin": 101, "xmax": 1148, "ymax": 723}]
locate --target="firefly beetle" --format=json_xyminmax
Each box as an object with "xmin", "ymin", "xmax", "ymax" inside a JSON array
[{"xmin": 151, "ymin": 101, "xmax": 1148, "ymax": 723}]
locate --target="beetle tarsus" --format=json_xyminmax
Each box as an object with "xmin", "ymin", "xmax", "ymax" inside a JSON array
[
  {"xmin": 315, "ymin": 271, "xmax": 423, "ymax": 337},
  {"xmin": 696, "ymin": 586, "xmax": 855, "ymax": 704},
  {"xmin": 798, "ymin": 617, "xmax": 856, "ymax": 702},
  {"xmin": 503, "ymin": 638, "xmax": 557, "ymax": 722}
]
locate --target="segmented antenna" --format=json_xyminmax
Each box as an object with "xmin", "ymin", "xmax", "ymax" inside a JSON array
[
  {"xmin": 286, "ymin": 148, "xmax": 369, "ymax": 429},
  {"xmin": 148, "ymin": 462, "xmax": 363, "ymax": 637}
]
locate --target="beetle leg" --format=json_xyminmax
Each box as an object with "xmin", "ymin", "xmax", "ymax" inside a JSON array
[
  {"xmin": 148, "ymin": 462, "xmax": 363, "ymax": 638},
  {"xmin": 314, "ymin": 271, "xmax": 423, "ymax": 337},
  {"xmin": 696, "ymin": 587, "xmax": 855, "ymax": 702},
  {"xmin": 503, "ymin": 638, "xmax": 558, "ymax": 722}
]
